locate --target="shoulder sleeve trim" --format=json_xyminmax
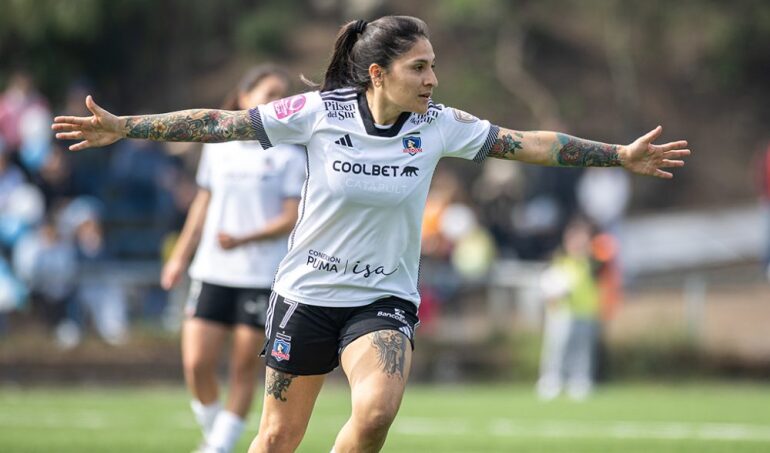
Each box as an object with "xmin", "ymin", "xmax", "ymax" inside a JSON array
[
  {"xmin": 248, "ymin": 107, "xmax": 273, "ymax": 149},
  {"xmin": 474, "ymin": 124, "xmax": 500, "ymax": 163}
]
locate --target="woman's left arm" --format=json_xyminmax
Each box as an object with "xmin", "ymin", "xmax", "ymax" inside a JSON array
[
  {"xmin": 488, "ymin": 125, "xmax": 690, "ymax": 178},
  {"xmin": 218, "ymin": 198, "xmax": 301, "ymax": 250}
]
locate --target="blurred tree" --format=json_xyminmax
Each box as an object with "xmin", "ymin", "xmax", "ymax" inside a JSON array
[{"xmin": 1, "ymin": 0, "xmax": 768, "ymax": 207}]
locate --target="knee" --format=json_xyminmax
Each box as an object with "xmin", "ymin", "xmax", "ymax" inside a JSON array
[
  {"xmin": 231, "ymin": 354, "xmax": 260, "ymax": 380},
  {"xmin": 255, "ymin": 423, "xmax": 303, "ymax": 453},
  {"xmin": 184, "ymin": 353, "xmax": 213, "ymax": 378},
  {"xmin": 353, "ymin": 407, "xmax": 397, "ymax": 440}
]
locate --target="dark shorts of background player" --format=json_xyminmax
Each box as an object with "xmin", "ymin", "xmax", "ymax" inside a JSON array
[
  {"xmin": 262, "ymin": 293, "xmax": 420, "ymax": 375},
  {"xmin": 186, "ymin": 280, "xmax": 270, "ymax": 329}
]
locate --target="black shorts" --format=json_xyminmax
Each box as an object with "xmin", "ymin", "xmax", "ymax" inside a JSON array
[
  {"xmin": 185, "ymin": 280, "xmax": 270, "ymax": 329},
  {"xmin": 262, "ymin": 293, "xmax": 420, "ymax": 375}
]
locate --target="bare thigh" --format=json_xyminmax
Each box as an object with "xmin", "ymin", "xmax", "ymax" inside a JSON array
[
  {"xmin": 331, "ymin": 330, "xmax": 413, "ymax": 452},
  {"xmin": 182, "ymin": 318, "xmax": 229, "ymax": 372}
]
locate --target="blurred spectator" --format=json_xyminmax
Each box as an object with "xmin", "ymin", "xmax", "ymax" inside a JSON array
[
  {"xmin": 108, "ymin": 139, "xmax": 176, "ymax": 219},
  {"xmin": 0, "ymin": 182, "xmax": 45, "ymax": 251},
  {"xmin": 0, "ymin": 255, "xmax": 27, "ymax": 320},
  {"xmin": 106, "ymin": 139, "xmax": 180, "ymax": 258},
  {"xmin": 576, "ymin": 167, "xmax": 630, "ymax": 319},
  {"xmin": 757, "ymin": 142, "xmax": 770, "ymax": 278},
  {"xmin": 33, "ymin": 146, "xmax": 77, "ymax": 208},
  {"xmin": 67, "ymin": 198, "xmax": 128, "ymax": 346},
  {"xmin": 441, "ymin": 203, "xmax": 496, "ymax": 282},
  {"xmin": 58, "ymin": 80, "xmax": 110, "ymax": 197},
  {"xmin": 511, "ymin": 193, "xmax": 563, "ymax": 258},
  {"xmin": 472, "ymin": 160, "xmax": 526, "ymax": 258},
  {"xmin": 420, "ymin": 168, "xmax": 496, "ymax": 330},
  {"xmin": 576, "ymin": 168, "xmax": 630, "ymax": 232},
  {"xmin": 0, "ymin": 71, "xmax": 52, "ymax": 173},
  {"xmin": 12, "ymin": 215, "xmax": 79, "ymax": 348},
  {"xmin": 0, "ymin": 144, "xmax": 25, "ymax": 213},
  {"xmin": 419, "ymin": 168, "xmax": 465, "ymax": 317},
  {"xmin": 536, "ymin": 217, "xmax": 601, "ymax": 401}
]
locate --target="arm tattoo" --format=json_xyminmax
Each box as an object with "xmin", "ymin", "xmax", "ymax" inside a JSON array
[
  {"xmin": 265, "ymin": 368, "xmax": 296, "ymax": 402},
  {"xmin": 371, "ymin": 331, "xmax": 407, "ymax": 379},
  {"xmin": 553, "ymin": 133, "xmax": 621, "ymax": 167},
  {"xmin": 488, "ymin": 131, "xmax": 524, "ymax": 160},
  {"xmin": 124, "ymin": 109, "xmax": 256, "ymax": 142}
]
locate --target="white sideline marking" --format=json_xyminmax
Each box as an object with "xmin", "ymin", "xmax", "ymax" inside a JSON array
[
  {"xmin": 2, "ymin": 411, "xmax": 769, "ymax": 442},
  {"xmin": 394, "ymin": 417, "xmax": 770, "ymax": 442}
]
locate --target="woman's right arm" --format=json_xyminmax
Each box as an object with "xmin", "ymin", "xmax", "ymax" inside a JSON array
[
  {"xmin": 52, "ymin": 95, "xmax": 256, "ymax": 151},
  {"xmin": 160, "ymin": 188, "xmax": 211, "ymax": 290}
]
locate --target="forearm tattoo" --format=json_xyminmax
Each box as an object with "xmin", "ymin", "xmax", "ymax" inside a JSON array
[
  {"xmin": 371, "ymin": 331, "xmax": 407, "ymax": 379},
  {"xmin": 265, "ymin": 368, "xmax": 296, "ymax": 402},
  {"xmin": 124, "ymin": 109, "xmax": 255, "ymax": 142},
  {"xmin": 489, "ymin": 131, "xmax": 524, "ymax": 159},
  {"xmin": 553, "ymin": 133, "xmax": 621, "ymax": 167}
]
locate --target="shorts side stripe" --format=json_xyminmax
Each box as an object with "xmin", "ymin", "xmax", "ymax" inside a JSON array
[{"xmin": 264, "ymin": 292, "xmax": 278, "ymax": 338}]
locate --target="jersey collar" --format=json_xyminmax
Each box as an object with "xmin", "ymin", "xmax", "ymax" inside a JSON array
[{"xmin": 357, "ymin": 92, "xmax": 412, "ymax": 137}]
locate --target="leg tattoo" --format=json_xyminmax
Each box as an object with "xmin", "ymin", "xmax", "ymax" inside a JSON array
[
  {"xmin": 371, "ymin": 331, "xmax": 407, "ymax": 379},
  {"xmin": 265, "ymin": 368, "xmax": 296, "ymax": 402}
]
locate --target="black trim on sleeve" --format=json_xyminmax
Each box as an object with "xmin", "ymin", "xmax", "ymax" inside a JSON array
[
  {"xmin": 474, "ymin": 124, "xmax": 500, "ymax": 163},
  {"xmin": 248, "ymin": 107, "xmax": 273, "ymax": 149}
]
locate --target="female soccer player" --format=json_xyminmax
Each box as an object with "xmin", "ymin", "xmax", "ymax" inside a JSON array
[
  {"xmin": 53, "ymin": 16, "xmax": 690, "ymax": 453},
  {"xmin": 159, "ymin": 65, "xmax": 306, "ymax": 453}
]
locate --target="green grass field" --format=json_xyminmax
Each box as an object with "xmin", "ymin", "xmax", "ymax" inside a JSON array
[{"xmin": 1, "ymin": 382, "xmax": 769, "ymax": 452}]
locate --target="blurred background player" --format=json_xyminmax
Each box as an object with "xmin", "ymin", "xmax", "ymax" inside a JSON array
[{"xmin": 160, "ymin": 65, "xmax": 306, "ymax": 453}]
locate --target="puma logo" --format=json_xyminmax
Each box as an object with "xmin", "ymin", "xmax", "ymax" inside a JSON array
[{"xmin": 400, "ymin": 166, "xmax": 419, "ymax": 177}]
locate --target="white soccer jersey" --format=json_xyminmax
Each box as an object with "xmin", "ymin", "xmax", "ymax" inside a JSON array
[
  {"xmin": 188, "ymin": 141, "xmax": 306, "ymax": 288},
  {"xmin": 250, "ymin": 88, "xmax": 499, "ymax": 307}
]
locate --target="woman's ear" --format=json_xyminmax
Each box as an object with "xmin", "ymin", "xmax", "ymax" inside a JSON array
[{"xmin": 369, "ymin": 63, "xmax": 384, "ymax": 88}]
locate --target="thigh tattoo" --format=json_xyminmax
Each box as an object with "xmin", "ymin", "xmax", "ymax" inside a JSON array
[
  {"xmin": 265, "ymin": 368, "xmax": 296, "ymax": 402},
  {"xmin": 371, "ymin": 331, "xmax": 407, "ymax": 379}
]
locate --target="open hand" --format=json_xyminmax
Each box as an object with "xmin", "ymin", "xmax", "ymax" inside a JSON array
[
  {"xmin": 52, "ymin": 95, "xmax": 124, "ymax": 151},
  {"xmin": 621, "ymin": 126, "xmax": 691, "ymax": 179},
  {"xmin": 160, "ymin": 257, "xmax": 186, "ymax": 290}
]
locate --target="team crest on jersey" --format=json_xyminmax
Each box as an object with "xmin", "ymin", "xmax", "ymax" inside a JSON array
[
  {"xmin": 452, "ymin": 108, "xmax": 478, "ymax": 123},
  {"xmin": 271, "ymin": 338, "xmax": 291, "ymax": 362},
  {"xmin": 402, "ymin": 136, "xmax": 423, "ymax": 156},
  {"xmin": 273, "ymin": 94, "xmax": 306, "ymax": 119}
]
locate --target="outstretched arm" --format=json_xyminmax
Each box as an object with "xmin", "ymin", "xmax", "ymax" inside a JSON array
[
  {"xmin": 488, "ymin": 126, "xmax": 690, "ymax": 179},
  {"xmin": 52, "ymin": 95, "xmax": 256, "ymax": 151}
]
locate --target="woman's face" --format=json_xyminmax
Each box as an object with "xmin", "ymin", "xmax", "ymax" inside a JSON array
[
  {"xmin": 379, "ymin": 37, "xmax": 438, "ymax": 114},
  {"xmin": 564, "ymin": 224, "xmax": 592, "ymax": 257},
  {"xmin": 238, "ymin": 74, "xmax": 290, "ymax": 109}
]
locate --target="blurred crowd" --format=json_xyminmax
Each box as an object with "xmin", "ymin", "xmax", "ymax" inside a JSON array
[
  {"xmin": 0, "ymin": 71, "xmax": 196, "ymax": 347},
  {"xmin": 417, "ymin": 161, "xmax": 628, "ymax": 322}
]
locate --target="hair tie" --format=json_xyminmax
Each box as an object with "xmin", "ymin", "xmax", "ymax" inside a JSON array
[{"xmin": 353, "ymin": 20, "xmax": 368, "ymax": 35}]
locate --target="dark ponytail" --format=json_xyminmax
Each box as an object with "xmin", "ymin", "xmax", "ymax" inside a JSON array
[
  {"xmin": 317, "ymin": 16, "xmax": 429, "ymax": 92},
  {"xmin": 221, "ymin": 63, "xmax": 291, "ymax": 110}
]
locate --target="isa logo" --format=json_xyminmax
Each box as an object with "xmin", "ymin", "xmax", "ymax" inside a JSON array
[
  {"xmin": 402, "ymin": 136, "xmax": 423, "ymax": 156},
  {"xmin": 271, "ymin": 337, "xmax": 291, "ymax": 362},
  {"xmin": 273, "ymin": 94, "xmax": 306, "ymax": 119}
]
